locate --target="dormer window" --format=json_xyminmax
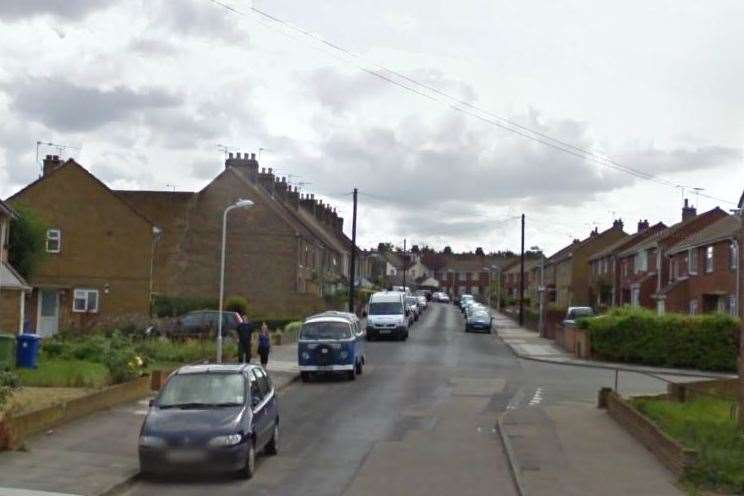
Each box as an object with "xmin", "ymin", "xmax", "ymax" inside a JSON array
[{"xmin": 46, "ymin": 228, "xmax": 61, "ymax": 253}]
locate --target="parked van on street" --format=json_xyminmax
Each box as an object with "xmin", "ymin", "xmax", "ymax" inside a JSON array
[
  {"xmin": 365, "ymin": 291, "xmax": 409, "ymax": 341},
  {"xmin": 297, "ymin": 311, "xmax": 365, "ymax": 382}
]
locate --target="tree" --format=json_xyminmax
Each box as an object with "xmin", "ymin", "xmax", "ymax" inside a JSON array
[
  {"xmin": 8, "ymin": 205, "xmax": 47, "ymax": 280},
  {"xmin": 422, "ymin": 252, "xmax": 446, "ymax": 272},
  {"xmin": 377, "ymin": 242, "xmax": 393, "ymax": 253},
  {"xmin": 442, "ymin": 246, "xmax": 453, "ymax": 255},
  {"xmin": 475, "ymin": 247, "xmax": 485, "ymax": 256},
  {"xmin": 411, "ymin": 244, "xmax": 420, "ymax": 254}
]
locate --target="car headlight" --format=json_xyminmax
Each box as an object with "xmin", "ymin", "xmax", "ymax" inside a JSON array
[
  {"xmin": 208, "ymin": 434, "xmax": 243, "ymax": 448},
  {"xmin": 307, "ymin": 343, "xmax": 318, "ymax": 350},
  {"xmin": 301, "ymin": 351, "xmax": 310, "ymax": 360},
  {"xmin": 339, "ymin": 350, "xmax": 349, "ymax": 359},
  {"xmin": 139, "ymin": 435, "xmax": 166, "ymax": 448}
]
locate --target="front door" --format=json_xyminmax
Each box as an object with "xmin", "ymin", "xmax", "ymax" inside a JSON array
[{"xmin": 37, "ymin": 289, "xmax": 59, "ymax": 337}]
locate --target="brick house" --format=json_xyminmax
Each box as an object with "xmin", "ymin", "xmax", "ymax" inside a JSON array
[
  {"xmin": 587, "ymin": 220, "xmax": 667, "ymax": 308},
  {"xmin": 658, "ymin": 215, "xmax": 739, "ymax": 315},
  {"xmin": 117, "ymin": 153, "xmax": 348, "ymax": 317},
  {"xmin": 502, "ymin": 258, "xmax": 538, "ymax": 303},
  {"xmin": 436, "ymin": 255, "xmax": 506, "ymax": 299},
  {"xmin": 615, "ymin": 201, "xmax": 729, "ymax": 313},
  {"xmin": 545, "ymin": 220, "xmax": 628, "ymax": 308},
  {"xmin": 6, "ymin": 156, "xmax": 157, "ymax": 335},
  {"xmin": 0, "ymin": 199, "xmax": 31, "ymax": 333}
]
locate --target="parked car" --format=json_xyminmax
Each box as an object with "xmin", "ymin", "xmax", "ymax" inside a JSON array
[
  {"xmin": 465, "ymin": 309, "xmax": 493, "ymax": 333},
  {"xmin": 459, "ymin": 294, "xmax": 474, "ymax": 311},
  {"xmin": 168, "ymin": 310, "xmax": 243, "ymax": 338},
  {"xmin": 434, "ymin": 292, "xmax": 450, "ymax": 303},
  {"xmin": 298, "ymin": 311, "xmax": 365, "ymax": 382},
  {"xmin": 416, "ymin": 295, "xmax": 427, "ymax": 311},
  {"xmin": 415, "ymin": 289, "xmax": 432, "ymax": 301},
  {"xmin": 138, "ymin": 363, "xmax": 278, "ymax": 479},
  {"xmin": 562, "ymin": 306, "xmax": 595, "ymax": 327},
  {"xmin": 406, "ymin": 296, "xmax": 420, "ymax": 322},
  {"xmin": 366, "ymin": 291, "xmax": 409, "ymax": 341}
]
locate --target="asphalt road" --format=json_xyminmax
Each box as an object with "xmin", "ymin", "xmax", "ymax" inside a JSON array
[{"xmin": 122, "ymin": 302, "xmax": 673, "ymax": 496}]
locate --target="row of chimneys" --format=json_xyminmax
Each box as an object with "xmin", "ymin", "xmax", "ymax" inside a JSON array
[{"xmin": 225, "ymin": 153, "xmax": 344, "ymax": 234}]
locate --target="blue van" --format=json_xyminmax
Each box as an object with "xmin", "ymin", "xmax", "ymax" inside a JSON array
[{"xmin": 298, "ymin": 311, "xmax": 365, "ymax": 382}]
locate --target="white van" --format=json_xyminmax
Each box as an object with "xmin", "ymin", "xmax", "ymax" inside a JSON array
[{"xmin": 366, "ymin": 291, "xmax": 409, "ymax": 341}]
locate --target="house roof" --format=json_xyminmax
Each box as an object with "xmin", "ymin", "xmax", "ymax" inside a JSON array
[
  {"xmin": 667, "ymin": 215, "xmax": 740, "ymax": 255},
  {"xmin": 0, "ymin": 199, "xmax": 16, "ymax": 219},
  {"xmin": 0, "ymin": 261, "xmax": 31, "ymax": 291},
  {"xmin": 617, "ymin": 207, "xmax": 728, "ymax": 257},
  {"xmin": 505, "ymin": 258, "xmax": 540, "ymax": 274},
  {"xmin": 588, "ymin": 222, "xmax": 667, "ymax": 262}
]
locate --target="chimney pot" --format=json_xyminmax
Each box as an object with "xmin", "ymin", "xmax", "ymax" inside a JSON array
[
  {"xmin": 261, "ymin": 168, "xmax": 266, "ymax": 173},
  {"xmin": 236, "ymin": 152, "xmax": 242, "ymax": 159},
  {"xmin": 268, "ymin": 167, "xmax": 273, "ymax": 174},
  {"xmin": 229, "ymin": 152, "xmax": 234, "ymax": 159},
  {"xmin": 282, "ymin": 176, "xmax": 287, "ymax": 183},
  {"xmin": 251, "ymin": 153, "xmax": 256, "ymax": 160},
  {"xmin": 42, "ymin": 154, "xmax": 63, "ymax": 176}
]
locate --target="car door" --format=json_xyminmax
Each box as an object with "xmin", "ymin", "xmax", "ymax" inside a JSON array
[
  {"xmin": 248, "ymin": 371, "xmax": 266, "ymax": 446},
  {"xmin": 251, "ymin": 369, "xmax": 273, "ymax": 448}
]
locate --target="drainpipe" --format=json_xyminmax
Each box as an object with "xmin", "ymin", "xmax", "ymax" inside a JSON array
[{"xmin": 735, "ymin": 239, "xmax": 740, "ymax": 318}]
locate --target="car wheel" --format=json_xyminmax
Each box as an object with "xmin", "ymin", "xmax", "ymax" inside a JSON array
[
  {"xmin": 366, "ymin": 333, "xmax": 375, "ymax": 342},
  {"xmin": 300, "ymin": 372, "xmax": 311, "ymax": 383},
  {"xmin": 402, "ymin": 331, "xmax": 409, "ymax": 341},
  {"xmin": 355, "ymin": 359, "xmax": 363, "ymax": 375},
  {"xmin": 264, "ymin": 423, "xmax": 279, "ymax": 456},
  {"xmin": 239, "ymin": 440, "xmax": 256, "ymax": 479},
  {"xmin": 347, "ymin": 367, "xmax": 356, "ymax": 381}
]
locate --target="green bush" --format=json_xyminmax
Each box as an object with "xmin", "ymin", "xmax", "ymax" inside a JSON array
[
  {"xmin": 581, "ymin": 307, "xmax": 738, "ymax": 372},
  {"xmin": 0, "ymin": 371, "xmax": 22, "ymax": 410},
  {"xmin": 136, "ymin": 339, "xmax": 215, "ymax": 366},
  {"xmin": 224, "ymin": 296, "xmax": 248, "ymax": 315},
  {"xmin": 152, "ymin": 295, "xmax": 217, "ymax": 318}
]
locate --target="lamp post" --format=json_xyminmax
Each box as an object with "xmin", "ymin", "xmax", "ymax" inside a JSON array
[
  {"xmin": 217, "ymin": 199, "xmax": 254, "ymax": 363},
  {"xmin": 531, "ymin": 246, "xmax": 546, "ymax": 337}
]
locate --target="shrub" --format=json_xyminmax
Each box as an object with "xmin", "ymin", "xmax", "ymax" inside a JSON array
[
  {"xmin": 152, "ymin": 295, "xmax": 217, "ymax": 318},
  {"xmin": 581, "ymin": 307, "xmax": 738, "ymax": 372},
  {"xmin": 224, "ymin": 296, "xmax": 248, "ymax": 315},
  {"xmin": 0, "ymin": 371, "xmax": 22, "ymax": 410},
  {"xmin": 7, "ymin": 205, "xmax": 47, "ymax": 280}
]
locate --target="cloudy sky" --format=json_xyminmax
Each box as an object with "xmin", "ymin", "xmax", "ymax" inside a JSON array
[{"xmin": 1, "ymin": 0, "xmax": 742, "ymax": 255}]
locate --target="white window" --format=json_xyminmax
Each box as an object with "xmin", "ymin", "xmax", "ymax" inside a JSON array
[
  {"xmin": 668, "ymin": 258, "xmax": 674, "ymax": 283},
  {"xmin": 640, "ymin": 250, "xmax": 648, "ymax": 272},
  {"xmin": 704, "ymin": 246, "xmax": 714, "ymax": 273},
  {"xmin": 688, "ymin": 248, "xmax": 698, "ymax": 275},
  {"xmin": 631, "ymin": 287, "xmax": 640, "ymax": 307},
  {"xmin": 73, "ymin": 289, "xmax": 99, "ymax": 313},
  {"xmin": 46, "ymin": 228, "xmax": 61, "ymax": 253},
  {"xmin": 730, "ymin": 241, "xmax": 738, "ymax": 271},
  {"xmin": 689, "ymin": 299, "xmax": 698, "ymax": 315},
  {"xmin": 729, "ymin": 295, "xmax": 737, "ymax": 317}
]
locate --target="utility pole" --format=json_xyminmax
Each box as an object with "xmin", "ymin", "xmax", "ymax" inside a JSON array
[
  {"xmin": 519, "ymin": 214, "xmax": 525, "ymax": 326},
  {"xmin": 539, "ymin": 251, "xmax": 545, "ymax": 336},
  {"xmin": 348, "ymin": 188, "xmax": 358, "ymax": 313},
  {"xmin": 402, "ymin": 238, "xmax": 407, "ymax": 290}
]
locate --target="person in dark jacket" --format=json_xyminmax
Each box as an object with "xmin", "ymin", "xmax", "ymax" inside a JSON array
[
  {"xmin": 236, "ymin": 316, "xmax": 255, "ymax": 363},
  {"xmin": 257, "ymin": 322, "xmax": 271, "ymax": 367}
]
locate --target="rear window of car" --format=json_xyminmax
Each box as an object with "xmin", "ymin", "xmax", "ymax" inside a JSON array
[
  {"xmin": 569, "ymin": 308, "xmax": 594, "ymax": 319},
  {"xmin": 300, "ymin": 321, "xmax": 352, "ymax": 340}
]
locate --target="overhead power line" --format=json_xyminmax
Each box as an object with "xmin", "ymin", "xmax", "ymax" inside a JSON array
[{"xmin": 206, "ymin": 0, "xmax": 736, "ymax": 206}]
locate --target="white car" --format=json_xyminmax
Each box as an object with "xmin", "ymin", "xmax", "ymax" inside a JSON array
[
  {"xmin": 416, "ymin": 295, "xmax": 427, "ymax": 310},
  {"xmin": 366, "ymin": 291, "xmax": 409, "ymax": 341}
]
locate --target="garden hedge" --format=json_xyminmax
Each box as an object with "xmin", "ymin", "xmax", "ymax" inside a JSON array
[{"xmin": 578, "ymin": 307, "xmax": 739, "ymax": 372}]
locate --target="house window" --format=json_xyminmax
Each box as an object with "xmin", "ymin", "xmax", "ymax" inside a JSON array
[
  {"xmin": 689, "ymin": 299, "xmax": 698, "ymax": 315},
  {"xmin": 730, "ymin": 242, "xmax": 737, "ymax": 271},
  {"xmin": 668, "ymin": 258, "xmax": 674, "ymax": 283},
  {"xmin": 46, "ymin": 228, "xmax": 61, "ymax": 253},
  {"xmin": 623, "ymin": 260, "xmax": 629, "ymax": 277},
  {"xmin": 688, "ymin": 248, "xmax": 698, "ymax": 275},
  {"xmin": 704, "ymin": 246, "xmax": 714, "ymax": 273},
  {"xmin": 73, "ymin": 289, "xmax": 99, "ymax": 313},
  {"xmin": 729, "ymin": 295, "xmax": 737, "ymax": 317}
]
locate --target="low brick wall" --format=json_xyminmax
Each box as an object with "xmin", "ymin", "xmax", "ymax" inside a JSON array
[
  {"xmin": 667, "ymin": 378, "xmax": 737, "ymax": 402},
  {"xmin": 1, "ymin": 375, "xmax": 152, "ymax": 450},
  {"xmin": 599, "ymin": 389, "xmax": 697, "ymax": 477}
]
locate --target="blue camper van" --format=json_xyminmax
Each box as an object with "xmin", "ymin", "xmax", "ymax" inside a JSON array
[{"xmin": 298, "ymin": 311, "xmax": 365, "ymax": 382}]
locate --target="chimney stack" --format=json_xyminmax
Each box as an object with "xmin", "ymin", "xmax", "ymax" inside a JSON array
[
  {"xmin": 225, "ymin": 150, "xmax": 259, "ymax": 181},
  {"xmin": 682, "ymin": 198, "xmax": 697, "ymax": 222},
  {"xmin": 637, "ymin": 219, "xmax": 650, "ymax": 232},
  {"xmin": 257, "ymin": 167, "xmax": 275, "ymax": 193},
  {"xmin": 43, "ymin": 154, "xmax": 63, "ymax": 176},
  {"xmin": 287, "ymin": 185, "xmax": 300, "ymax": 209},
  {"xmin": 612, "ymin": 218, "xmax": 624, "ymax": 231}
]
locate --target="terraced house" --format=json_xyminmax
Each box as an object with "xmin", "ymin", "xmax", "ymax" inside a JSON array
[
  {"xmin": 117, "ymin": 153, "xmax": 349, "ymax": 318},
  {"xmin": 0, "ymin": 199, "xmax": 31, "ymax": 333},
  {"xmin": 615, "ymin": 200, "xmax": 728, "ymax": 313},
  {"xmin": 5, "ymin": 156, "xmax": 157, "ymax": 335},
  {"xmin": 659, "ymin": 214, "xmax": 739, "ymax": 315}
]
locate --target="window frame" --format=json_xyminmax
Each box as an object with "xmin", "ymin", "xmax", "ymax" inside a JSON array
[
  {"xmin": 689, "ymin": 299, "xmax": 698, "ymax": 315},
  {"xmin": 46, "ymin": 228, "xmax": 61, "ymax": 253},
  {"xmin": 72, "ymin": 288, "xmax": 99, "ymax": 313},
  {"xmin": 729, "ymin": 241, "xmax": 737, "ymax": 271},
  {"xmin": 688, "ymin": 248, "xmax": 698, "ymax": 275}
]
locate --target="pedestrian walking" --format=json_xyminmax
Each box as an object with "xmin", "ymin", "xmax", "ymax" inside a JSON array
[
  {"xmin": 236, "ymin": 315, "xmax": 255, "ymax": 363},
  {"xmin": 258, "ymin": 322, "xmax": 271, "ymax": 367}
]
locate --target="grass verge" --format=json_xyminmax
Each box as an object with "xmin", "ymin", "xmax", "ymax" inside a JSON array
[
  {"xmin": 631, "ymin": 396, "xmax": 744, "ymax": 493},
  {"xmin": 18, "ymin": 359, "xmax": 110, "ymax": 388}
]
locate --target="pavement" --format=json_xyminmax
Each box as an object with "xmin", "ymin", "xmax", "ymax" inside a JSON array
[
  {"xmin": 0, "ymin": 304, "xmax": 697, "ymax": 496},
  {"xmin": 0, "ymin": 343, "xmax": 299, "ymax": 496}
]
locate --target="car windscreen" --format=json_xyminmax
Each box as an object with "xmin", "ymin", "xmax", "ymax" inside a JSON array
[
  {"xmin": 300, "ymin": 321, "xmax": 352, "ymax": 340},
  {"xmin": 471, "ymin": 312, "xmax": 490, "ymax": 320},
  {"xmin": 159, "ymin": 373, "xmax": 245, "ymax": 408},
  {"xmin": 569, "ymin": 308, "xmax": 594, "ymax": 319},
  {"xmin": 368, "ymin": 302, "xmax": 403, "ymax": 315}
]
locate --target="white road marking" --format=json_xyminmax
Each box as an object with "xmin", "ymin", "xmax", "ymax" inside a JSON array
[{"xmin": 528, "ymin": 387, "xmax": 544, "ymax": 406}]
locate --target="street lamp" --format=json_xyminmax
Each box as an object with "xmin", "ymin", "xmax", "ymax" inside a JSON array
[
  {"xmin": 531, "ymin": 245, "xmax": 546, "ymax": 337},
  {"xmin": 217, "ymin": 199, "xmax": 254, "ymax": 363}
]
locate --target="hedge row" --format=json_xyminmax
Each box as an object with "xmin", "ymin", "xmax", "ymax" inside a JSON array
[{"xmin": 579, "ymin": 307, "xmax": 739, "ymax": 372}]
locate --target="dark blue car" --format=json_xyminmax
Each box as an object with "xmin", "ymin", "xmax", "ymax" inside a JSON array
[{"xmin": 138, "ymin": 364, "xmax": 278, "ymax": 479}]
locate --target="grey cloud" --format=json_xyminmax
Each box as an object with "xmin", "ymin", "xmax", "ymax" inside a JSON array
[
  {"xmin": 616, "ymin": 145, "xmax": 741, "ymax": 174},
  {"xmin": 150, "ymin": 0, "xmax": 246, "ymax": 43},
  {"xmin": 5, "ymin": 78, "xmax": 181, "ymax": 132},
  {"xmin": 307, "ymin": 67, "xmax": 390, "ymax": 113},
  {"xmin": 0, "ymin": 0, "xmax": 119, "ymax": 21},
  {"xmin": 128, "ymin": 37, "xmax": 179, "ymax": 56}
]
